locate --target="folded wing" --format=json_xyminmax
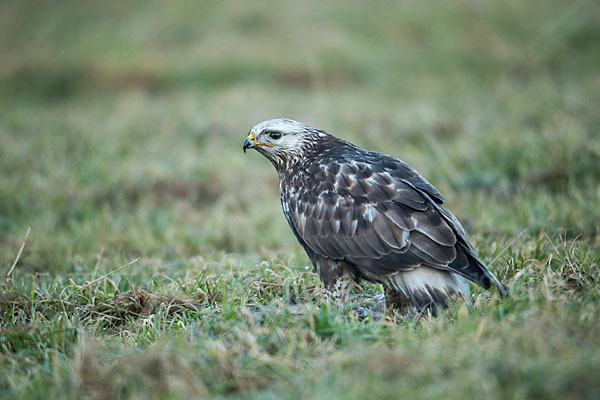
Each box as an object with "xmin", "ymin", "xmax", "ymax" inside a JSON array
[{"xmin": 288, "ymin": 154, "xmax": 505, "ymax": 293}]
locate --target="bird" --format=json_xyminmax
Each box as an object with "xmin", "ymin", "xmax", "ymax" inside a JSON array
[{"xmin": 243, "ymin": 118, "xmax": 507, "ymax": 315}]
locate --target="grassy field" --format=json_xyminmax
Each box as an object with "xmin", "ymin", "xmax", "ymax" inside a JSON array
[{"xmin": 1, "ymin": 0, "xmax": 599, "ymax": 398}]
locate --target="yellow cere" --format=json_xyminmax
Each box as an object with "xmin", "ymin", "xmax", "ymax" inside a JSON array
[{"xmin": 248, "ymin": 133, "xmax": 274, "ymax": 147}]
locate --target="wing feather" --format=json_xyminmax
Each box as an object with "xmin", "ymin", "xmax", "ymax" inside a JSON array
[
  {"xmin": 383, "ymin": 205, "xmax": 415, "ymax": 231},
  {"xmin": 372, "ymin": 214, "xmax": 403, "ymax": 250},
  {"xmin": 339, "ymin": 207, "xmax": 355, "ymax": 236},
  {"xmin": 409, "ymin": 231, "xmax": 457, "ymax": 264},
  {"xmin": 362, "ymin": 227, "xmax": 388, "ymax": 255},
  {"xmin": 287, "ymin": 153, "xmax": 496, "ymax": 289},
  {"xmin": 412, "ymin": 212, "xmax": 457, "ymax": 246},
  {"xmin": 346, "ymin": 235, "xmax": 381, "ymax": 258}
]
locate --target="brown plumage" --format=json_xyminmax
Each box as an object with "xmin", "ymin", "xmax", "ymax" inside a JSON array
[{"xmin": 243, "ymin": 118, "xmax": 507, "ymax": 315}]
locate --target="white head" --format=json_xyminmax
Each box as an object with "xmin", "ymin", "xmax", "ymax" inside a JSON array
[{"xmin": 243, "ymin": 118, "xmax": 325, "ymax": 169}]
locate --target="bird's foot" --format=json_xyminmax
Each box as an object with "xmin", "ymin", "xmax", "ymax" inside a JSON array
[{"xmin": 353, "ymin": 294, "xmax": 386, "ymax": 320}]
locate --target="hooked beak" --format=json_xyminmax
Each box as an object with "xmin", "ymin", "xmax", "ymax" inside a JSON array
[
  {"xmin": 243, "ymin": 133, "xmax": 273, "ymax": 153},
  {"xmin": 243, "ymin": 134, "xmax": 255, "ymax": 153}
]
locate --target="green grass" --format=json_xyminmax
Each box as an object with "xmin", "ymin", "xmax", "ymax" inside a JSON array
[{"xmin": 1, "ymin": 0, "xmax": 599, "ymax": 398}]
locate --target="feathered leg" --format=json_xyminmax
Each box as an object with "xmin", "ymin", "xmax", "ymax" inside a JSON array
[
  {"xmin": 307, "ymin": 252, "xmax": 357, "ymax": 301},
  {"xmin": 318, "ymin": 259, "xmax": 357, "ymax": 301},
  {"xmin": 384, "ymin": 287, "xmax": 415, "ymax": 315}
]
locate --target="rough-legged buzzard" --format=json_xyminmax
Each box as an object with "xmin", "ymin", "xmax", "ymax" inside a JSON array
[{"xmin": 243, "ymin": 118, "xmax": 507, "ymax": 314}]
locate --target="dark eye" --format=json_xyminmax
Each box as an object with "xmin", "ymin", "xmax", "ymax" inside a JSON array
[{"xmin": 269, "ymin": 131, "xmax": 282, "ymax": 140}]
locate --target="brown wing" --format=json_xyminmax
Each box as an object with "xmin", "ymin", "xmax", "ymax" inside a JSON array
[{"xmin": 288, "ymin": 155, "xmax": 501, "ymax": 290}]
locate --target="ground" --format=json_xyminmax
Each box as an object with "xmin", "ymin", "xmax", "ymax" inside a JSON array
[{"xmin": 1, "ymin": 0, "xmax": 599, "ymax": 399}]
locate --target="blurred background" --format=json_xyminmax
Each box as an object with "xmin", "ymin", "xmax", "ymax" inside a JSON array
[
  {"xmin": 1, "ymin": 0, "xmax": 599, "ymax": 273},
  {"xmin": 1, "ymin": 2, "xmax": 600, "ymax": 398}
]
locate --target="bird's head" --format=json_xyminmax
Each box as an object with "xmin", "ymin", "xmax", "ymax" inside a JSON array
[{"xmin": 243, "ymin": 118, "xmax": 324, "ymax": 169}]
